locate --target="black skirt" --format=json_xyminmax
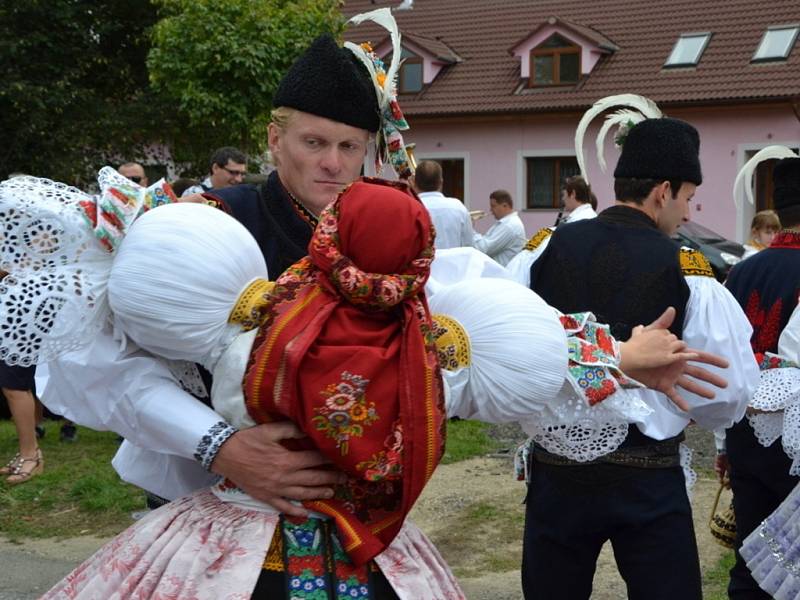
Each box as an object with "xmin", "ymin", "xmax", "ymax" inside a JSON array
[{"xmin": 0, "ymin": 360, "xmax": 36, "ymax": 392}]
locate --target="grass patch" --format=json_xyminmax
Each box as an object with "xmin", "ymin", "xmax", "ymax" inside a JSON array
[
  {"xmin": 702, "ymin": 550, "xmax": 735, "ymax": 599},
  {"xmin": 434, "ymin": 499, "xmax": 525, "ymax": 577},
  {"xmin": 0, "ymin": 420, "xmax": 144, "ymax": 540},
  {"xmin": 441, "ymin": 419, "xmax": 499, "ymax": 464}
]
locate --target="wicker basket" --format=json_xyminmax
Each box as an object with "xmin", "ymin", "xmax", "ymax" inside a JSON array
[{"xmin": 709, "ymin": 483, "xmax": 737, "ymax": 549}]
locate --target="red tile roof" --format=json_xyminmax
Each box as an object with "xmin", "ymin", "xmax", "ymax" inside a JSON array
[{"xmin": 343, "ymin": 0, "xmax": 800, "ymax": 117}]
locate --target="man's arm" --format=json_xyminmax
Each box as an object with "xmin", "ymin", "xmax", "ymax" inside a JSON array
[
  {"xmin": 473, "ymin": 222, "xmax": 515, "ymax": 257},
  {"xmin": 460, "ymin": 207, "xmax": 475, "ymax": 248},
  {"xmin": 43, "ymin": 327, "xmax": 343, "ymax": 515}
]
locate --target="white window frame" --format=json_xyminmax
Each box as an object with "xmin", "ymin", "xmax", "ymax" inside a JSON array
[
  {"xmin": 516, "ymin": 148, "xmax": 577, "ymax": 212},
  {"xmin": 752, "ymin": 25, "xmax": 800, "ymax": 62},
  {"xmin": 736, "ymin": 140, "xmax": 800, "ymax": 242},
  {"xmin": 664, "ymin": 32, "xmax": 712, "ymax": 68}
]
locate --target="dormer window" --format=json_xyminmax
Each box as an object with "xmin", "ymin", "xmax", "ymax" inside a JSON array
[
  {"xmin": 752, "ymin": 25, "xmax": 799, "ymax": 62},
  {"xmin": 664, "ymin": 33, "xmax": 711, "ymax": 67},
  {"xmin": 398, "ymin": 47, "xmax": 423, "ymax": 94},
  {"xmin": 530, "ymin": 34, "xmax": 580, "ymax": 86}
]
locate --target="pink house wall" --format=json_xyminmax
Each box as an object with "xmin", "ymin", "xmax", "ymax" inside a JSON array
[{"xmin": 408, "ymin": 105, "xmax": 800, "ymax": 240}]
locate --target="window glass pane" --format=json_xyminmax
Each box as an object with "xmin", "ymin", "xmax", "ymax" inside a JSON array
[
  {"xmin": 558, "ymin": 158, "xmax": 580, "ymax": 185},
  {"xmin": 401, "ymin": 62, "xmax": 423, "ymax": 92},
  {"xmin": 533, "ymin": 55, "xmax": 554, "ymax": 84},
  {"xmin": 539, "ymin": 34, "xmax": 573, "ymax": 49},
  {"xmin": 665, "ymin": 34, "xmax": 709, "ymax": 66},
  {"xmin": 527, "ymin": 158, "xmax": 556, "ymax": 208},
  {"xmin": 559, "ymin": 52, "xmax": 580, "ymax": 82},
  {"xmin": 400, "ymin": 47, "xmax": 418, "ymax": 60},
  {"xmin": 753, "ymin": 27, "xmax": 799, "ymax": 60}
]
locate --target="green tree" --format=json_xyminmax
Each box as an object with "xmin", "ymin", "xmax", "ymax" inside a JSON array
[
  {"xmin": 0, "ymin": 1, "xmax": 175, "ymax": 183},
  {"xmin": 148, "ymin": 0, "xmax": 344, "ymax": 169}
]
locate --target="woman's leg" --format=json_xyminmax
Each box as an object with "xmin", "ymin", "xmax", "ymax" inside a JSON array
[{"xmin": 3, "ymin": 387, "xmax": 42, "ymax": 482}]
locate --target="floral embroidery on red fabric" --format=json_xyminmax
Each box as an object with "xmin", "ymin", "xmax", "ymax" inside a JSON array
[
  {"xmin": 770, "ymin": 230, "xmax": 800, "ymax": 249},
  {"xmin": 745, "ymin": 289, "xmax": 784, "ymax": 353},
  {"xmin": 313, "ymin": 372, "xmax": 377, "ymax": 455},
  {"xmin": 356, "ymin": 423, "xmax": 403, "ymax": 482}
]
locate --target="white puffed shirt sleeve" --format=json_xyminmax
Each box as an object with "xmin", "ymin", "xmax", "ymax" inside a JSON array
[
  {"xmin": 670, "ymin": 275, "xmax": 760, "ymax": 430},
  {"xmin": 472, "ymin": 221, "xmax": 517, "ymax": 258},
  {"xmin": 506, "ymin": 236, "xmax": 551, "ymax": 287},
  {"xmin": 41, "ymin": 326, "xmax": 229, "ymax": 464}
]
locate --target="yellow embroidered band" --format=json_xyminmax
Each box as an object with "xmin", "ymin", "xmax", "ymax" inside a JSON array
[
  {"xmin": 679, "ymin": 248, "xmax": 714, "ymax": 278},
  {"xmin": 229, "ymin": 278, "xmax": 276, "ymax": 331},
  {"xmin": 524, "ymin": 227, "xmax": 552, "ymax": 251},
  {"xmin": 432, "ymin": 314, "xmax": 471, "ymax": 370}
]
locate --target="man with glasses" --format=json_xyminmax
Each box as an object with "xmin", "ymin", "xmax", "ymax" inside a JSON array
[
  {"xmin": 118, "ymin": 162, "xmax": 149, "ymax": 187},
  {"xmin": 180, "ymin": 146, "xmax": 247, "ymax": 196}
]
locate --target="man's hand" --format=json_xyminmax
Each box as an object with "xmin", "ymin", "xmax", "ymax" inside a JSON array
[
  {"xmin": 619, "ymin": 307, "xmax": 729, "ymax": 411},
  {"xmin": 714, "ymin": 453, "xmax": 730, "ymax": 485},
  {"xmin": 179, "ymin": 193, "xmax": 206, "ymax": 204},
  {"xmin": 210, "ymin": 421, "xmax": 346, "ymax": 517}
]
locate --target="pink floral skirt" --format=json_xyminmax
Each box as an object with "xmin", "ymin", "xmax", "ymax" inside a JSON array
[{"xmin": 42, "ymin": 489, "xmax": 464, "ymax": 600}]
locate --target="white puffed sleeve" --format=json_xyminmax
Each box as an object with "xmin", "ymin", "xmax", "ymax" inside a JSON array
[
  {"xmin": 42, "ymin": 326, "xmax": 227, "ymax": 462},
  {"xmin": 505, "ymin": 230, "xmax": 552, "ymax": 287},
  {"xmin": 673, "ymin": 275, "xmax": 760, "ymax": 430},
  {"xmin": 426, "ymin": 247, "xmax": 514, "ymax": 299}
]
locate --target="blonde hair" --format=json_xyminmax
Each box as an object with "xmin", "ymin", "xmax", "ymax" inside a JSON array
[
  {"xmin": 270, "ymin": 106, "xmax": 297, "ymax": 130},
  {"xmin": 751, "ymin": 209, "xmax": 781, "ymax": 233}
]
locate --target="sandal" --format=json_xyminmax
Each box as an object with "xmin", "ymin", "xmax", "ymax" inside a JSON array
[
  {"xmin": 6, "ymin": 449, "xmax": 43, "ymax": 485},
  {"xmin": 0, "ymin": 453, "xmax": 21, "ymax": 475}
]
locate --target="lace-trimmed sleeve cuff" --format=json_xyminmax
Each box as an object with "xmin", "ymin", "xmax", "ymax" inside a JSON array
[
  {"xmin": 194, "ymin": 421, "xmax": 238, "ymax": 471},
  {"xmin": 560, "ymin": 312, "xmax": 641, "ymax": 406}
]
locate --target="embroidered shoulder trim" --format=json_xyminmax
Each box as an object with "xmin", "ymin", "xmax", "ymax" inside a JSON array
[
  {"xmin": 229, "ymin": 278, "xmax": 276, "ymax": 331},
  {"xmin": 524, "ymin": 227, "xmax": 553, "ymax": 252},
  {"xmin": 194, "ymin": 421, "xmax": 238, "ymax": 471},
  {"xmin": 679, "ymin": 247, "xmax": 714, "ymax": 278},
  {"xmin": 199, "ymin": 193, "xmax": 233, "ymax": 214},
  {"xmin": 432, "ymin": 314, "xmax": 471, "ymax": 370}
]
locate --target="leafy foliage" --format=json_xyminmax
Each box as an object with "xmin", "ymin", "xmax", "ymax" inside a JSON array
[
  {"xmin": 148, "ymin": 0, "xmax": 345, "ymax": 167},
  {"xmin": 0, "ymin": 1, "xmax": 175, "ymax": 183}
]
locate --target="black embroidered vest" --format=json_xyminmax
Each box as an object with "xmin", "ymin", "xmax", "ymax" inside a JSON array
[
  {"xmin": 530, "ymin": 205, "xmax": 690, "ymax": 341},
  {"xmin": 207, "ymin": 171, "xmax": 316, "ymax": 280},
  {"xmin": 725, "ymin": 231, "xmax": 800, "ymax": 354}
]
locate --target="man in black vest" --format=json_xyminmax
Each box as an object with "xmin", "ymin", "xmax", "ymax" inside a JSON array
[
  {"xmin": 525, "ymin": 118, "xmax": 706, "ymax": 600},
  {"xmin": 723, "ymin": 157, "xmax": 800, "ymax": 599}
]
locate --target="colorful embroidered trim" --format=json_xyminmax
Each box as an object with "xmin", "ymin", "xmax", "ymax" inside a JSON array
[
  {"xmin": 229, "ymin": 278, "xmax": 276, "ymax": 331},
  {"xmin": 770, "ymin": 230, "xmax": 800, "ymax": 249},
  {"xmin": 560, "ymin": 312, "xmax": 634, "ymax": 406},
  {"xmin": 524, "ymin": 227, "xmax": 553, "ymax": 252},
  {"xmin": 679, "ymin": 247, "xmax": 714, "ymax": 278},
  {"xmin": 432, "ymin": 313, "xmax": 471, "ymax": 370},
  {"xmin": 279, "ymin": 517, "xmax": 373, "ymax": 600},
  {"xmin": 286, "ymin": 188, "xmax": 320, "ymax": 230},
  {"xmin": 755, "ymin": 351, "xmax": 799, "ymax": 371}
]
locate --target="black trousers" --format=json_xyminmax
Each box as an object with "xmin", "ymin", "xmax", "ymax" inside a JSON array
[
  {"xmin": 522, "ymin": 461, "xmax": 701, "ymax": 600},
  {"xmin": 727, "ymin": 418, "xmax": 799, "ymax": 599}
]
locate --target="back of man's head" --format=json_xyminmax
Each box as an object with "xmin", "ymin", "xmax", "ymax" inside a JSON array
[
  {"xmin": 490, "ymin": 189, "xmax": 513, "ymax": 207},
  {"xmin": 209, "ymin": 147, "xmax": 247, "ymax": 173},
  {"xmin": 564, "ymin": 176, "xmax": 591, "ymax": 204},
  {"xmin": 413, "ymin": 161, "xmax": 443, "ymax": 193},
  {"xmin": 774, "ymin": 157, "xmax": 800, "ymax": 228}
]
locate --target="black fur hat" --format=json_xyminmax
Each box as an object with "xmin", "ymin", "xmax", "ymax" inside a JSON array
[
  {"xmin": 274, "ymin": 34, "xmax": 380, "ymax": 133},
  {"xmin": 614, "ymin": 118, "xmax": 703, "ymax": 185},
  {"xmin": 773, "ymin": 158, "xmax": 800, "ymax": 210}
]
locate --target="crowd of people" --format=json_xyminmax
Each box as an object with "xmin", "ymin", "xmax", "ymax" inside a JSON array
[{"xmin": 1, "ymin": 7, "xmax": 799, "ymax": 600}]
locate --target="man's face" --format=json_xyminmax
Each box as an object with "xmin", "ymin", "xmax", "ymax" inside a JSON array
[
  {"xmin": 119, "ymin": 164, "xmax": 148, "ymax": 186},
  {"xmin": 210, "ymin": 159, "xmax": 246, "ymax": 189},
  {"xmin": 562, "ymin": 188, "xmax": 579, "ymax": 212},
  {"xmin": 489, "ymin": 197, "xmax": 511, "ymax": 220},
  {"xmin": 657, "ymin": 182, "xmax": 695, "ymax": 236},
  {"xmin": 268, "ymin": 111, "xmax": 369, "ymax": 215}
]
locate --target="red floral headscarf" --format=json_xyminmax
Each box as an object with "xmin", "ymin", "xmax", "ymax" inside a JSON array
[{"xmin": 244, "ymin": 178, "xmax": 446, "ymax": 565}]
